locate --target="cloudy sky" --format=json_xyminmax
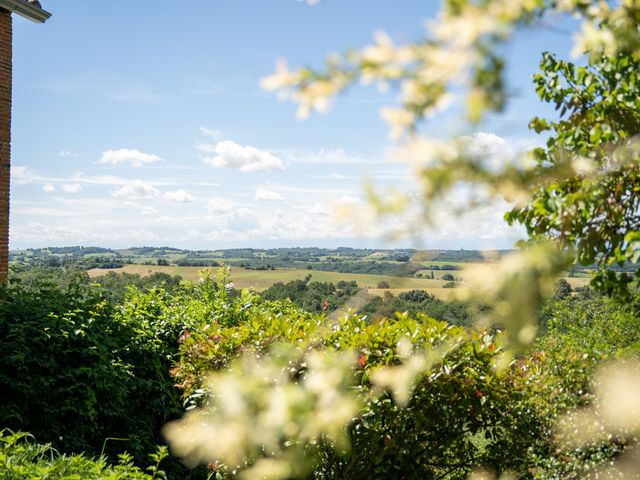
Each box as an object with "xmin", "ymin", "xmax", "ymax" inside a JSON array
[{"xmin": 9, "ymin": 1, "xmax": 575, "ymax": 250}]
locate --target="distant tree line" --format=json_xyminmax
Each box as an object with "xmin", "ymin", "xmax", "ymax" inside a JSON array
[
  {"xmin": 359, "ymin": 289, "xmax": 471, "ymax": 326},
  {"xmin": 260, "ymin": 274, "xmax": 360, "ymax": 313}
]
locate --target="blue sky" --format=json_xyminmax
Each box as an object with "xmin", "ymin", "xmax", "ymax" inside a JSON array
[{"xmin": 9, "ymin": 0, "xmax": 575, "ymax": 250}]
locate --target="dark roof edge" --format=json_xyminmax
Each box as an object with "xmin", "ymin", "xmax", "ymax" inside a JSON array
[{"xmin": 0, "ymin": 0, "xmax": 51, "ymax": 23}]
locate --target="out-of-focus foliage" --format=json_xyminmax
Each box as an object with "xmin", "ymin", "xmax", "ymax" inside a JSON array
[
  {"xmin": 0, "ymin": 430, "xmax": 168, "ymax": 479},
  {"xmin": 456, "ymin": 244, "xmax": 570, "ymax": 348},
  {"xmin": 262, "ymin": 0, "xmax": 640, "ymax": 135},
  {"xmin": 160, "ymin": 2, "xmax": 640, "ymax": 476},
  {"xmin": 526, "ymin": 292, "xmax": 640, "ymax": 478},
  {"xmin": 552, "ymin": 360, "xmax": 640, "ymax": 479}
]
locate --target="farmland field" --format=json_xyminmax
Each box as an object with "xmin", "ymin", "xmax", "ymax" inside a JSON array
[
  {"xmin": 89, "ymin": 264, "xmax": 441, "ymax": 290},
  {"xmin": 88, "ymin": 264, "xmax": 590, "ymax": 295}
]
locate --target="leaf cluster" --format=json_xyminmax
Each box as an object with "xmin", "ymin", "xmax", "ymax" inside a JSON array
[
  {"xmin": 507, "ymin": 52, "xmax": 640, "ymax": 295},
  {"xmin": 0, "ymin": 271, "xmax": 186, "ymax": 473},
  {"xmin": 0, "ymin": 430, "xmax": 168, "ymax": 479}
]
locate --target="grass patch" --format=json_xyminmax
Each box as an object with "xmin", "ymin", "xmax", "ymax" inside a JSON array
[{"xmin": 89, "ymin": 265, "xmax": 437, "ymax": 291}]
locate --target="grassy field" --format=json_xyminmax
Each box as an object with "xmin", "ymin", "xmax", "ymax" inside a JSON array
[
  {"xmin": 88, "ymin": 265, "xmax": 441, "ymax": 291},
  {"xmin": 88, "ymin": 264, "xmax": 592, "ymax": 296},
  {"xmin": 565, "ymin": 277, "xmax": 591, "ymax": 288},
  {"xmin": 418, "ymin": 261, "xmax": 468, "ymax": 267}
]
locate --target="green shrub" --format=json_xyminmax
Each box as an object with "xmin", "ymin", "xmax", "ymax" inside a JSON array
[
  {"xmin": 5, "ymin": 266, "xmax": 638, "ymax": 479},
  {"xmin": 0, "ymin": 272, "xmax": 184, "ymax": 468},
  {"xmin": 0, "ymin": 430, "xmax": 168, "ymax": 479},
  {"xmin": 167, "ymin": 285, "xmax": 640, "ymax": 479},
  {"xmin": 91, "ymin": 271, "xmax": 183, "ymax": 304},
  {"xmin": 169, "ymin": 299, "xmax": 602, "ymax": 479},
  {"xmin": 537, "ymin": 293, "xmax": 640, "ymax": 357}
]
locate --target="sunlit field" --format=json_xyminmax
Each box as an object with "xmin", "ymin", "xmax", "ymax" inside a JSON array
[
  {"xmin": 89, "ymin": 264, "xmax": 440, "ymax": 290},
  {"xmin": 89, "ymin": 263, "xmax": 591, "ymax": 295}
]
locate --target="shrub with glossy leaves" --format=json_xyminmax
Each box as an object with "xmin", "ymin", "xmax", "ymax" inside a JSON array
[
  {"xmin": 0, "ymin": 271, "xmax": 185, "ymax": 468},
  {"xmin": 168, "ymin": 296, "xmax": 606, "ymax": 479}
]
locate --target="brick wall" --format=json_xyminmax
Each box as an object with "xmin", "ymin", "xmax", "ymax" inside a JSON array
[{"xmin": 0, "ymin": 10, "xmax": 11, "ymax": 283}]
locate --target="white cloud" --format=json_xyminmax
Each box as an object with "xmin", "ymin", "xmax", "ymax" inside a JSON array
[
  {"xmin": 12, "ymin": 222, "xmax": 78, "ymax": 241},
  {"xmin": 203, "ymin": 140, "xmax": 284, "ymax": 172},
  {"xmin": 11, "ymin": 166, "xmax": 36, "ymax": 185},
  {"xmin": 255, "ymin": 188, "xmax": 284, "ymax": 201},
  {"xmin": 98, "ymin": 148, "xmax": 162, "ymax": 167},
  {"xmin": 9, "ymin": 130, "xmax": 530, "ymax": 250},
  {"xmin": 12, "ymin": 206, "xmax": 73, "ymax": 217},
  {"xmin": 335, "ymin": 194, "xmax": 363, "ymax": 206},
  {"xmin": 164, "ymin": 189, "xmax": 195, "ymax": 203},
  {"xmin": 61, "ymin": 183, "xmax": 83, "ymax": 193},
  {"xmin": 429, "ymin": 199, "xmax": 525, "ymax": 244},
  {"xmin": 141, "ymin": 206, "xmax": 157, "ymax": 215},
  {"xmin": 207, "ymin": 196, "xmax": 235, "ymax": 214},
  {"xmin": 282, "ymin": 148, "xmax": 382, "ymax": 165},
  {"xmin": 72, "ymin": 174, "xmax": 132, "ymax": 186},
  {"xmin": 59, "ymin": 150, "xmax": 79, "ymax": 157},
  {"xmin": 199, "ymin": 126, "xmax": 222, "ymax": 139},
  {"xmin": 460, "ymin": 132, "xmax": 522, "ymax": 173},
  {"xmin": 182, "ymin": 228, "xmax": 202, "ymax": 241},
  {"xmin": 112, "ymin": 180, "xmax": 160, "ymax": 199}
]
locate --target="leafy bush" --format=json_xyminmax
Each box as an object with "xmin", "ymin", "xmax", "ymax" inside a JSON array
[
  {"xmin": 537, "ymin": 293, "xmax": 640, "ymax": 357},
  {"xmin": 163, "ymin": 279, "xmax": 640, "ymax": 478},
  {"xmin": 91, "ymin": 271, "xmax": 182, "ymax": 304},
  {"xmin": 5, "ymin": 265, "xmax": 639, "ymax": 478},
  {"xmin": 168, "ymin": 295, "xmax": 607, "ymax": 479},
  {"xmin": 554, "ymin": 278, "xmax": 572, "ymax": 299},
  {"xmin": 0, "ymin": 430, "xmax": 168, "ymax": 479},
  {"xmin": 0, "ymin": 271, "xmax": 185, "ymax": 470}
]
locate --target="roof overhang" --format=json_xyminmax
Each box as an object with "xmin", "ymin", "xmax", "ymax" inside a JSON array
[{"xmin": 0, "ymin": 0, "xmax": 51, "ymax": 23}]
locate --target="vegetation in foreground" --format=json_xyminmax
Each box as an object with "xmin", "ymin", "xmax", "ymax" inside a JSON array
[
  {"xmin": 1, "ymin": 266, "xmax": 638, "ymax": 479},
  {"xmin": 0, "ymin": 431, "xmax": 169, "ymax": 480}
]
